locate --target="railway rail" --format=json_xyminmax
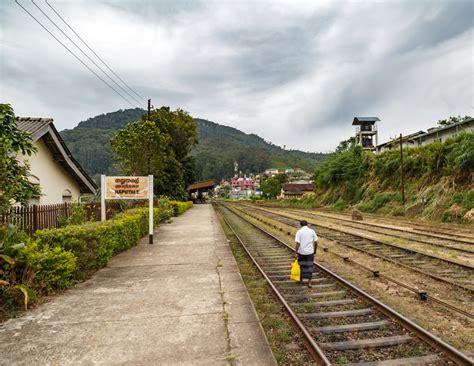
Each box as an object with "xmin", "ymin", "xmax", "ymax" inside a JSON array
[
  {"xmin": 233, "ymin": 203, "xmax": 474, "ymax": 293},
  {"xmin": 276, "ymin": 207, "xmax": 474, "ymax": 256},
  {"xmin": 215, "ymin": 202, "xmax": 473, "ymax": 365},
  {"xmin": 312, "ymin": 208, "xmax": 474, "ymax": 242}
]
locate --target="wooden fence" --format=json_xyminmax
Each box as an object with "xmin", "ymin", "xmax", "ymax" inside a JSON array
[{"xmin": 0, "ymin": 201, "xmax": 146, "ymax": 236}]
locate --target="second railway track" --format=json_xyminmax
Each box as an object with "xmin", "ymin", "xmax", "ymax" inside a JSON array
[
  {"xmin": 215, "ymin": 202, "xmax": 472, "ymax": 365},
  {"xmin": 233, "ymin": 203, "xmax": 474, "ymax": 293}
]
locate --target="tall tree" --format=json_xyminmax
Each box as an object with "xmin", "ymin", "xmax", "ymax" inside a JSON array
[
  {"xmin": 0, "ymin": 104, "xmax": 41, "ymax": 214},
  {"xmin": 110, "ymin": 107, "xmax": 198, "ymax": 199}
]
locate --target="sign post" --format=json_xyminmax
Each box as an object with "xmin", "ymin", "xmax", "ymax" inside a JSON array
[
  {"xmin": 148, "ymin": 175, "xmax": 154, "ymax": 244},
  {"xmin": 101, "ymin": 175, "xmax": 154, "ymax": 244}
]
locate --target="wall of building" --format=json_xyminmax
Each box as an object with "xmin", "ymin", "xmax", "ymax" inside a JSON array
[
  {"xmin": 18, "ymin": 138, "xmax": 81, "ymax": 204},
  {"xmin": 420, "ymin": 120, "xmax": 474, "ymax": 146}
]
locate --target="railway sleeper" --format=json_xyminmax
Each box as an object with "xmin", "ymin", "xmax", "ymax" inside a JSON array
[
  {"xmin": 299, "ymin": 308, "xmax": 373, "ymax": 319},
  {"xmin": 289, "ymin": 298, "xmax": 358, "ymax": 308},
  {"xmin": 320, "ymin": 334, "xmax": 412, "ymax": 351},
  {"xmin": 343, "ymin": 354, "xmax": 442, "ymax": 366},
  {"xmin": 310, "ymin": 319, "xmax": 390, "ymax": 334}
]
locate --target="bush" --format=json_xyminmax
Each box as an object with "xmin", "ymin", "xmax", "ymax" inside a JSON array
[
  {"xmin": 34, "ymin": 206, "xmax": 173, "ymax": 280},
  {"xmin": 169, "ymin": 201, "xmax": 193, "ymax": 216},
  {"xmin": 17, "ymin": 241, "xmax": 76, "ymax": 293},
  {"xmin": 463, "ymin": 191, "xmax": 474, "ymax": 210}
]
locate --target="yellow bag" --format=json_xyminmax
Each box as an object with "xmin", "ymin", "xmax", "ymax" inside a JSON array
[{"xmin": 290, "ymin": 260, "xmax": 300, "ymax": 281}]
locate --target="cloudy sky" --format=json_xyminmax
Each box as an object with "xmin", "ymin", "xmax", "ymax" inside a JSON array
[{"xmin": 1, "ymin": 0, "xmax": 472, "ymax": 152}]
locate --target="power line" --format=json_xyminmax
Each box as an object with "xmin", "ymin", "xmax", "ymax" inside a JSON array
[
  {"xmin": 45, "ymin": 0, "xmax": 146, "ymax": 103},
  {"xmin": 31, "ymin": 0, "xmax": 143, "ymax": 107},
  {"xmin": 15, "ymin": 0, "xmax": 138, "ymax": 108}
]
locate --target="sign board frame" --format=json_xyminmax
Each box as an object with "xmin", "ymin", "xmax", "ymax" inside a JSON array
[{"xmin": 101, "ymin": 175, "xmax": 154, "ymax": 244}]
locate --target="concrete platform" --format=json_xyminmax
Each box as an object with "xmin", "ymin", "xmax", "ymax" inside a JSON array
[{"xmin": 0, "ymin": 204, "xmax": 276, "ymax": 365}]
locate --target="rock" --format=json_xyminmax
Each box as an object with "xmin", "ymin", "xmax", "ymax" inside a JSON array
[
  {"xmin": 463, "ymin": 208, "xmax": 474, "ymax": 222},
  {"xmin": 352, "ymin": 209, "xmax": 363, "ymax": 221},
  {"xmin": 449, "ymin": 203, "xmax": 463, "ymax": 218}
]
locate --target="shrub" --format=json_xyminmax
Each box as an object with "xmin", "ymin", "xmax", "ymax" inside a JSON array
[
  {"xmin": 463, "ymin": 191, "xmax": 474, "ymax": 210},
  {"xmin": 17, "ymin": 241, "xmax": 76, "ymax": 293},
  {"xmin": 169, "ymin": 201, "xmax": 193, "ymax": 216},
  {"xmin": 34, "ymin": 206, "xmax": 173, "ymax": 280}
]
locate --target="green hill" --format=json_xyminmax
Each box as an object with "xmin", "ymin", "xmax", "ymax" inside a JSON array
[{"xmin": 61, "ymin": 109, "xmax": 328, "ymax": 183}]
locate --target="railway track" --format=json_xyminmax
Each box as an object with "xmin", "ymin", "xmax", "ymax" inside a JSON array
[
  {"xmin": 313, "ymin": 208, "xmax": 474, "ymax": 243},
  {"xmin": 215, "ymin": 202, "xmax": 473, "ymax": 365},
  {"xmin": 276, "ymin": 207, "xmax": 474, "ymax": 256},
  {"xmin": 233, "ymin": 203, "xmax": 474, "ymax": 293}
]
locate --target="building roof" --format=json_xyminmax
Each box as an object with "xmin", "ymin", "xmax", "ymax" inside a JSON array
[
  {"xmin": 187, "ymin": 179, "xmax": 215, "ymax": 192},
  {"xmin": 377, "ymin": 130, "xmax": 425, "ymax": 149},
  {"xmin": 282, "ymin": 183, "xmax": 314, "ymax": 193},
  {"xmin": 416, "ymin": 117, "xmax": 474, "ymax": 139},
  {"xmin": 16, "ymin": 117, "xmax": 97, "ymax": 194},
  {"xmin": 352, "ymin": 117, "xmax": 381, "ymax": 125}
]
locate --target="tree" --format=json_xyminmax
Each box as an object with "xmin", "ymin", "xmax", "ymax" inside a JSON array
[
  {"xmin": 0, "ymin": 104, "xmax": 41, "ymax": 214},
  {"xmin": 260, "ymin": 177, "xmax": 281, "ymax": 198},
  {"xmin": 110, "ymin": 107, "xmax": 198, "ymax": 199},
  {"xmin": 336, "ymin": 136, "xmax": 356, "ymax": 153},
  {"xmin": 437, "ymin": 115, "xmax": 471, "ymax": 127}
]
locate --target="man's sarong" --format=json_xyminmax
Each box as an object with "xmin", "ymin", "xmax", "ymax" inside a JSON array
[{"xmin": 298, "ymin": 253, "xmax": 314, "ymax": 280}]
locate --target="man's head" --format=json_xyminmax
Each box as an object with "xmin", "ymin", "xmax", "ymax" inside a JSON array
[{"xmin": 300, "ymin": 220, "xmax": 308, "ymax": 227}]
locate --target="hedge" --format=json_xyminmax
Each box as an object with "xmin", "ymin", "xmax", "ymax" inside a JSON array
[
  {"xmin": 169, "ymin": 200, "xmax": 193, "ymax": 216},
  {"xmin": 1, "ymin": 200, "xmax": 193, "ymax": 317},
  {"xmin": 33, "ymin": 206, "xmax": 173, "ymax": 280}
]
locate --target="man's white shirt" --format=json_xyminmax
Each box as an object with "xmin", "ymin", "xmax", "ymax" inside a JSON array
[{"xmin": 295, "ymin": 226, "xmax": 318, "ymax": 255}]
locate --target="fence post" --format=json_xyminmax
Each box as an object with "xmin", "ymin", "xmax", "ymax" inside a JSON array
[{"xmin": 33, "ymin": 204, "xmax": 39, "ymax": 234}]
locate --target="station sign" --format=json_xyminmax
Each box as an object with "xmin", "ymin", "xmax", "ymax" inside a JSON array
[
  {"xmin": 101, "ymin": 175, "xmax": 154, "ymax": 244},
  {"xmin": 105, "ymin": 176, "xmax": 149, "ymax": 199}
]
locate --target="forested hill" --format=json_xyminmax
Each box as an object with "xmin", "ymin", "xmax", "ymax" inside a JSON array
[
  {"xmin": 61, "ymin": 109, "xmax": 328, "ymax": 183},
  {"xmin": 194, "ymin": 118, "xmax": 328, "ymax": 181}
]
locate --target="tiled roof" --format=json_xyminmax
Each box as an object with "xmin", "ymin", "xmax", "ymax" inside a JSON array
[
  {"xmin": 187, "ymin": 179, "xmax": 215, "ymax": 191},
  {"xmin": 16, "ymin": 117, "xmax": 54, "ymax": 137},
  {"xmin": 282, "ymin": 183, "xmax": 314, "ymax": 192}
]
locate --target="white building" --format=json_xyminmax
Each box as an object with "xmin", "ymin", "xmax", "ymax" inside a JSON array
[
  {"xmin": 16, "ymin": 117, "xmax": 97, "ymax": 204},
  {"xmin": 375, "ymin": 118, "xmax": 473, "ymax": 154}
]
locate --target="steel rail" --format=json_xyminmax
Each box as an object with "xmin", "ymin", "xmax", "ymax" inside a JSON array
[
  {"xmin": 245, "ymin": 204, "xmax": 474, "ymax": 270},
  {"xmin": 319, "ymin": 246, "xmax": 474, "ymax": 319},
  {"xmin": 281, "ymin": 207, "xmax": 474, "ymax": 254},
  {"xmin": 220, "ymin": 202, "xmax": 473, "ymax": 366},
  {"xmin": 215, "ymin": 204, "xmax": 331, "ymax": 365},
  {"xmin": 312, "ymin": 207, "xmax": 474, "ymax": 242},
  {"xmin": 234, "ymin": 204, "xmax": 474, "ymax": 317},
  {"xmin": 236, "ymin": 206, "xmax": 474, "ymax": 292}
]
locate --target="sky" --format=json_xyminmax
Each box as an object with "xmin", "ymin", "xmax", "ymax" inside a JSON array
[{"xmin": 1, "ymin": 0, "xmax": 473, "ymax": 152}]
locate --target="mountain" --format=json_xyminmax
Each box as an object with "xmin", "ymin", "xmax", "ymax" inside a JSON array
[{"xmin": 61, "ymin": 109, "xmax": 329, "ymax": 183}]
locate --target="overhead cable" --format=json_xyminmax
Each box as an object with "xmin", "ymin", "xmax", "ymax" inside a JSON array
[
  {"xmin": 15, "ymin": 0, "xmax": 138, "ymax": 108},
  {"xmin": 31, "ymin": 0, "xmax": 143, "ymax": 107},
  {"xmin": 44, "ymin": 0, "xmax": 146, "ymax": 103}
]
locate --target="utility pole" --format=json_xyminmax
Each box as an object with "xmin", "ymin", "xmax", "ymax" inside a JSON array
[
  {"xmin": 399, "ymin": 133, "xmax": 405, "ymax": 206},
  {"xmin": 147, "ymin": 99, "xmax": 151, "ymax": 120}
]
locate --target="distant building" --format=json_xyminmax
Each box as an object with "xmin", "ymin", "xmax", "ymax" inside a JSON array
[
  {"xmin": 264, "ymin": 168, "xmax": 280, "ymax": 177},
  {"xmin": 375, "ymin": 118, "xmax": 474, "ymax": 154},
  {"xmin": 16, "ymin": 117, "xmax": 97, "ymax": 204},
  {"xmin": 231, "ymin": 177, "xmax": 255, "ymax": 191},
  {"xmin": 353, "ymin": 117, "xmax": 380, "ymax": 152},
  {"xmin": 280, "ymin": 183, "xmax": 314, "ymax": 199}
]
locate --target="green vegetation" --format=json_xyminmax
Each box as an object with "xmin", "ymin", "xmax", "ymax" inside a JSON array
[
  {"xmin": 111, "ymin": 107, "xmax": 198, "ymax": 199},
  {"xmin": 0, "ymin": 104, "xmax": 41, "ymax": 213},
  {"xmin": 278, "ymin": 132, "xmax": 474, "ymax": 221},
  {"xmin": 169, "ymin": 200, "xmax": 193, "ymax": 216},
  {"xmin": 260, "ymin": 173, "xmax": 288, "ymax": 198},
  {"xmin": 193, "ymin": 118, "xmax": 327, "ymax": 181},
  {"xmin": 0, "ymin": 200, "xmax": 192, "ymax": 320},
  {"xmin": 61, "ymin": 109, "xmax": 328, "ymax": 184}
]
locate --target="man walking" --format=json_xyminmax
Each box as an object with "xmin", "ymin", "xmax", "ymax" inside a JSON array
[{"xmin": 294, "ymin": 220, "xmax": 318, "ymax": 288}]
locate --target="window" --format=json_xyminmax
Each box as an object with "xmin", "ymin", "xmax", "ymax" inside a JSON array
[{"xmin": 62, "ymin": 189, "xmax": 72, "ymax": 203}]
